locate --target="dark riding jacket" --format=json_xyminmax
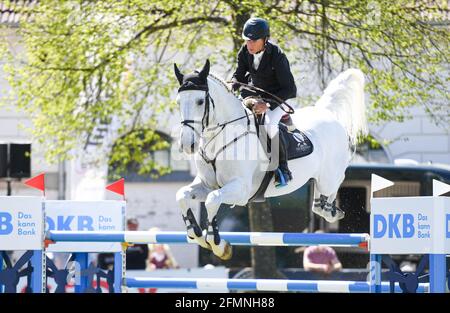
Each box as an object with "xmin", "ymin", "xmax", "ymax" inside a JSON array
[{"xmin": 231, "ymin": 41, "xmax": 297, "ymax": 110}]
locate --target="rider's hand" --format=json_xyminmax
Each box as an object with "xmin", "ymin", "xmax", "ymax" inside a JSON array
[
  {"xmin": 253, "ymin": 101, "xmax": 269, "ymax": 114},
  {"xmin": 229, "ymin": 81, "xmax": 240, "ymax": 92}
]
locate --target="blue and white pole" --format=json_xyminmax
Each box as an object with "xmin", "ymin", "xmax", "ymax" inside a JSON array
[
  {"xmin": 47, "ymin": 231, "xmax": 369, "ymax": 248},
  {"xmin": 124, "ymin": 277, "xmax": 429, "ymax": 293}
]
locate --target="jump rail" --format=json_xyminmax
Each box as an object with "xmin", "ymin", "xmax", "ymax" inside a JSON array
[
  {"xmin": 46, "ymin": 231, "xmax": 369, "ymax": 248},
  {"xmin": 124, "ymin": 277, "xmax": 429, "ymax": 293}
]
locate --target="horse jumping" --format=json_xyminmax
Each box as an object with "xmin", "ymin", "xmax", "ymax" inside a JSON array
[{"xmin": 174, "ymin": 60, "xmax": 367, "ymax": 260}]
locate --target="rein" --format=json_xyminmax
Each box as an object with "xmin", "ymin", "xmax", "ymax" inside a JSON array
[{"xmin": 226, "ymin": 80, "xmax": 295, "ymax": 114}]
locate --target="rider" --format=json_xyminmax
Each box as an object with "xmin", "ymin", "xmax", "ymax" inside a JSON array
[{"xmin": 230, "ymin": 17, "xmax": 297, "ymax": 187}]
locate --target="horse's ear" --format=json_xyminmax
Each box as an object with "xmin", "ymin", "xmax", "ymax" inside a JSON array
[
  {"xmin": 174, "ymin": 63, "xmax": 184, "ymax": 85},
  {"xmin": 198, "ymin": 59, "xmax": 210, "ymax": 81}
]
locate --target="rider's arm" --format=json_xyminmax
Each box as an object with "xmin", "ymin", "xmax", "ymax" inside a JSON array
[
  {"xmin": 269, "ymin": 53, "xmax": 297, "ymax": 109},
  {"xmin": 231, "ymin": 45, "xmax": 249, "ymax": 87}
]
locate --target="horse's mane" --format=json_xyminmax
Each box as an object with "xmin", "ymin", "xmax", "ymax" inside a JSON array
[{"xmin": 207, "ymin": 73, "xmax": 232, "ymax": 94}]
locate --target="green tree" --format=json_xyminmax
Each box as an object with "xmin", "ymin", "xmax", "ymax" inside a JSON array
[{"xmin": 1, "ymin": 0, "xmax": 448, "ymax": 168}]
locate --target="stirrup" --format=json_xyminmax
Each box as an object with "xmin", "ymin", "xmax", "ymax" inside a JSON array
[{"xmin": 275, "ymin": 168, "xmax": 290, "ymax": 188}]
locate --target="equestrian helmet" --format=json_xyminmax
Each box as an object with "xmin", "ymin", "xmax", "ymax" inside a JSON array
[{"xmin": 242, "ymin": 17, "xmax": 270, "ymax": 40}]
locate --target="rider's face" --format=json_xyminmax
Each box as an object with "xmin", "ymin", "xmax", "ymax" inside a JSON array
[{"xmin": 246, "ymin": 38, "xmax": 265, "ymax": 54}]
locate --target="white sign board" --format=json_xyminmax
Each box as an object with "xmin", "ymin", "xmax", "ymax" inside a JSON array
[
  {"xmin": 45, "ymin": 200, "xmax": 125, "ymax": 253},
  {"xmin": 370, "ymin": 196, "xmax": 450, "ymax": 254},
  {"xmin": 0, "ymin": 196, "xmax": 44, "ymax": 251}
]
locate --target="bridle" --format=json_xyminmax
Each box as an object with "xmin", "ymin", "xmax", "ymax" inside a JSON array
[
  {"xmin": 178, "ymin": 78, "xmax": 254, "ymax": 174},
  {"xmin": 178, "ymin": 77, "xmax": 255, "ymax": 133},
  {"xmin": 179, "ymin": 81, "xmax": 213, "ymax": 137}
]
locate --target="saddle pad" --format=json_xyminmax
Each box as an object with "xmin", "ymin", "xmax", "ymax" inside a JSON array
[{"xmin": 286, "ymin": 129, "xmax": 314, "ymax": 160}]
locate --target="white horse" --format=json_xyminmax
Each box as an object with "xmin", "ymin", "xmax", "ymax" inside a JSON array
[{"xmin": 174, "ymin": 60, "xmax": 367, "ymax": 260}]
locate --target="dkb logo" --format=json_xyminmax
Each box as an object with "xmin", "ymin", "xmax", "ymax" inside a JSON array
[
  {"xmin": 0, "ymin": 212, "xmax": 13, "ymax": 235},
  {"xmin": 373, "ymin": 213, "xmax": 415, "ymax": 238},
  {"xmin": 46, "ymin": 215, "xmax": 94, "ymax": 231}
]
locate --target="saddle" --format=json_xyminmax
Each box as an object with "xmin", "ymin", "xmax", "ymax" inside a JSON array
[{"xmin": 249, "ymin": 119, "xmax": 314, "ymax": 202}]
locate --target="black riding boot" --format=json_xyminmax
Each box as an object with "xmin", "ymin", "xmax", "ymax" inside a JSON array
[{"xmin": 275, "ymin": 125, "xmax": 292, "ymax": 187}]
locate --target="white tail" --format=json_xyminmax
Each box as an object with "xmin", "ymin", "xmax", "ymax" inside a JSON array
[{"xmin": 315, "ymin": 68, "xmax": 368, "ymax": 146}]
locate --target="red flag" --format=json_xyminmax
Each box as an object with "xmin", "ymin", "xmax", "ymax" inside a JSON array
[
  {"xmin": 106, "ymin": 178, "xmax": 125, "ymax": 199},
  {"xmin": 23, "ymin": 173, "xmax": 46, "ymax": 196}
]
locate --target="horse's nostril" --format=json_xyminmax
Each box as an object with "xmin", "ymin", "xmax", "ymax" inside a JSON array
[{"xmin": 190, "ymin": 143, "xmax": 195, "ymax": 153}]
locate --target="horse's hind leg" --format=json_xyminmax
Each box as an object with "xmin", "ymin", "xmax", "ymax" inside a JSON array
[
  {"xmin": 176, "ymin": 178, "xmax": 211, "ymax": 250},
  {"xmin": 315, "ymin": 175, "xmax": 346, "ymax": 223},
  {"xmin": 312, "ymin": 180, "xmax": 326, "ymax": 218},
  {"xmin": 319, "ymin": 191, "xmax": 345, "ymax": 223}
]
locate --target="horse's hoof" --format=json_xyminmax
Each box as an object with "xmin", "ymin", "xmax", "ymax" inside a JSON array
[
  {"xmin": 188, "ymin": 229, "xmax": 213, "ymax": 251},
  {"xmin": 323, "ymin": 207, "xmax": 345, "ymax": 223},
  {"xmin": 217, "ymin": 241, "xmax": 233, "ymax": 261},
  {"xmin": 312, "ymin": 205, "xmax": 324, "ymax": 217},
  {"xmin": 208, "ymin": 239, "xmax": 233, "ymax": 260},
  {"xmin": 196, "ymin": 236, "xmax": 213, "ymax": 251}
]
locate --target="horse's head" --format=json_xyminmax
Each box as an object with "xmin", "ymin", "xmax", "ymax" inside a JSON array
[{"xmin": 174, "ymin": 59, "xmax": 210, "ymax": 154}]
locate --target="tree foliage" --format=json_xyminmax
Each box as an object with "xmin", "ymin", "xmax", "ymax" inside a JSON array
[{"xmin": 1, "ymin": 0, "xmax": 448, "ymax": 171}]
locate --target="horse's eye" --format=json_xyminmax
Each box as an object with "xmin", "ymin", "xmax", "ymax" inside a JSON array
[{"xmin": 197, "ymin": 99, "xmax": 204, "ymax": 106}]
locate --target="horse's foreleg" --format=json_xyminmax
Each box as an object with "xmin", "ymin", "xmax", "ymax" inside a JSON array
[
  {"xmin": 204, "ymin": 178, "xmax": 250, "ymax": 260},
  {"xmin": 176, "ymin": 178, "xmax": 211, "ymax": 249}
]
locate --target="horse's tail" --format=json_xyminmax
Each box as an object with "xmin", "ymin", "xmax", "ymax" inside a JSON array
[{"xmin": 315, "ymin": 68, "xmax": 368, "ymax": 146}]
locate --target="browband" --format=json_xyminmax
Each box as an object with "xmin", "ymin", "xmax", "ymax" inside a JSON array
[{"xmin": 178, "ymin": 81, "xmax": 209, "ymax": 92}]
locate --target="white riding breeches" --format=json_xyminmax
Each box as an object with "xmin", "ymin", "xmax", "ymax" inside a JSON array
[{"xmin": 264, "ymin": 106, "xmax": 285, "ymax": 138}]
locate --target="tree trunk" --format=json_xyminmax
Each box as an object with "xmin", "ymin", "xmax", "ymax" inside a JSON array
[{"xmin": 248, "ymin": 200, "xmax": 286, "ymax": 279}]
